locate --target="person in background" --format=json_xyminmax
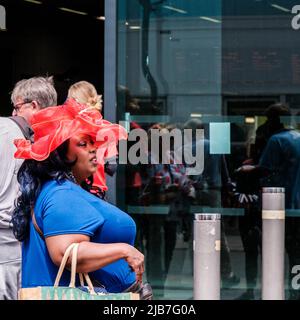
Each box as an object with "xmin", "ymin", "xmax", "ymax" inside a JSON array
[
  {"xmin": 0, "ymin": 76, "xmax": 57, "ymax": 299},
  {"xmin": 238, "ymin": 103, "xmax": 300, "ymax": 299},
  {"xmin": 117, "ymin": 85, "xmax": 143, "ymax": 206},
  {"xmin": 12, "ymin": 99, "xmax": 152, "ymax": 299},
  {"xmin": 68, "ymin": 81, "xmax": 126, "ymax": 200},
  {"xmin": 182, "ymin": 119, "xmax": 240, "ymax": 288}
]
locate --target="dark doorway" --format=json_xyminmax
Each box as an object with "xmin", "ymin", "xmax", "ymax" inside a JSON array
[{"xmin": 0, "ymin": 0, "xmax": 104, "ymax": 115}]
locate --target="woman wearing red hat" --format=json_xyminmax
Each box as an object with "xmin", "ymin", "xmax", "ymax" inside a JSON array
[
  {"xmin": 67, "ymin": 81, "xmax": 119, "ymax": 200},
  {"xmin": 12, "ymin": 99, "xmax": 150, "ymax": 297}
]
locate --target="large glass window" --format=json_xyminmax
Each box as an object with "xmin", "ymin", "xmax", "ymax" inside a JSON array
[{"xmin": 116, "ymin": 0, "xmax": 300, "ymax": 300}]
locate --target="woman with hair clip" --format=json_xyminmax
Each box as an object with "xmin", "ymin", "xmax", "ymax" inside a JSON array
[
  {"xmin": 67, "ymin": 81, "xmax": 118, "ymax": 200},
  {"xmin": 12, "ymin": 99, "xmax": 152, "ymax": 299}
]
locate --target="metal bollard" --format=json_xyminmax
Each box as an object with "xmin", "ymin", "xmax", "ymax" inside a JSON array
[
  {"xmin": 194, "ymin": 213, "xmax": 221, "ymax": 300},
  {"xmin": 262, "ymin": 187, "xmax": 285, "ymax": 300}
]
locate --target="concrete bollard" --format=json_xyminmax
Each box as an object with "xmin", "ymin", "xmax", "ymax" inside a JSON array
[
  {"xmin": 194, "ymin": 213, "xmax": 221, "ymax": 300},
  {"xmin": 262, "ymin": 187, "xmax": 285, "ymax": 300}
]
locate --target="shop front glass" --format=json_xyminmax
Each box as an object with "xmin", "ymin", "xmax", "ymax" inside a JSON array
[{"xmin": 116, "ymin": 0, "xmax": 300, "ymax": 300}]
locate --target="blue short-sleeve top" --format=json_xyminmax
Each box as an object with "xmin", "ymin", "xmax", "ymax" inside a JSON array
[{"xmin": 21, "ymin": 179, "xmax": 136, "ymax": 293}]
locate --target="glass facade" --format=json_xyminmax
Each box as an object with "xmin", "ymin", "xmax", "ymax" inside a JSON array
[{"xmin": 115, "ymin": 0, "xmax": 300, "ymax": 300}]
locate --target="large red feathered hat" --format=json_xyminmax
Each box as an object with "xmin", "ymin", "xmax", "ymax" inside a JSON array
[{"xmin": 14, "ymin": 98, "xmax": 127, "ymax": 161}]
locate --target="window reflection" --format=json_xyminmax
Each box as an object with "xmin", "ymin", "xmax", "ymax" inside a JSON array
[{"xmin": 117, "ymin": 0, "xmax": 300, "ymax": 300}]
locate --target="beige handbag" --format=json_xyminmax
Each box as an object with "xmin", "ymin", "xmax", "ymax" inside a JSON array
[{"xmin": 18, "ymin": 243, "xmax": 139, "ymax": 300}]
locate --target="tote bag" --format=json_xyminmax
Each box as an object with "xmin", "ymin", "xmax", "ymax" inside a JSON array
[{"xmin": 18, "ymin": 243, "xmax": 139, "ymax": 300}]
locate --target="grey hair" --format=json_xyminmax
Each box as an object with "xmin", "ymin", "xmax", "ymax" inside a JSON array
[{"xmin": 11, "ymin": 76, "xmax": 57, "ymax": 108}]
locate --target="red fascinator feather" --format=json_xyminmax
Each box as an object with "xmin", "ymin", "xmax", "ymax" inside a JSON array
[{"xmin": 14, "ymin": 99, "xmax": 127, "ymax": 161}]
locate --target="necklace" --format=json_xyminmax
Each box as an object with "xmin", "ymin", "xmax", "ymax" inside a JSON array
[{"xmin": 67, "ymin": 172, "xmax": 79, "ymax": 184}]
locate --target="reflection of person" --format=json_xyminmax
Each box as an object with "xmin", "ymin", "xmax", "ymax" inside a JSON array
[
  {"xmin": 238, "ymin": 103, "xmax": 300, "ymax": 299},
  {"xmin": 140, "ymin": 123, "xmax": 194, "ymax": 293},
  {"xmin": 235, "ymin": 103, "xmax": 291, "ymax": 299},
  {"xmin": 0, "ymin": 76, "xmax": 57, "ymax": 300},
  {"xmin": 234, "ymin": 167, "xmax": 261, "ymax": 300},
  {"xmin": 183, "ymin": 119, "xmax": 240, "ymax": 288},
  {"xmin": 117, "ymin": 85, "xmax": 143, "ymax": 205},
  {"xmin": 258, "ymin": 119, "xmax": 300, "ymax": 300},
  {"xmin": 117, "ymin": 85, "xmax": 140, "ymax": 116},
  {"xmin": 11, "ymin": 100, "xmax": 151, "ymax": 297},
  {"xmin": 68, "ymin": 81, "xmax": 125, "ymax": 200}
]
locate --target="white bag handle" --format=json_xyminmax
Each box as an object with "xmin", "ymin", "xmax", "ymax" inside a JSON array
[
  {"xmin": 54, "ymin": 243, "xmax": 77, "ymax": 287},
  {"xmin": 53, "ymin": 243, "xmax": 97, "ymax": 295}
]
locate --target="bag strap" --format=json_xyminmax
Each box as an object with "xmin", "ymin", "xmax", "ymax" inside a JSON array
[
  {"xmin": 54, "ymin": 243, "xmax": 96, "ymax": 295},
  {"xmin": 70, "ymin": 243, "xmax": 79, "ymax": 288},
  {"xmin": 54, "ymin": 243, "xmax": 77, "ymax": 287},
  {"xmin": 83, "ymin": 273, "xmax": 96, "ymax": 294},
  {"xmin": 69, "ymin": 244, "xmax": 96, "ymax": 294},
  {"xmin": 31, "ymin": 209, "xmax": 97, "ymax": 294},
  {"xmin": 30, "ymin": 208, "xmax": 44, "ymax": 240},
  {"xmin": 9, "ymin": 116, "xmax": 34, "ymax": 142}
]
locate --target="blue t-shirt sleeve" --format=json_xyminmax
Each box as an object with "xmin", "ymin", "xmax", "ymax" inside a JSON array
[
  {"xmin": 42, "ymin": 187, "xmax": 105, "ymax": 238},
  {"xmin": 259, "ymin": 137, "xmax": 282, "ymax": 170}
]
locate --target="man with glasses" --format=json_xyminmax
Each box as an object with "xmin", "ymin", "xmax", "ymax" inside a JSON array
[
  {"xmin": 12, "ymin": 99, "xmax": 33, "ymax": 114},
  {"xmin": 0, "ymin": 76, "xmax": 57, "ymax": 299}
]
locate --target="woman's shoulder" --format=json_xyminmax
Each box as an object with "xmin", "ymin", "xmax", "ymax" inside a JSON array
[
  {"xmin": 37, "ymin": 179, "xmax": 80, "ymax": 204},
  {"xmin": 35, "ymin": 179, "xmax": 91, "ymax": 214},
  {"xmin": 42, "ymin": 179, "xmax": 73, "ymax": 192}
]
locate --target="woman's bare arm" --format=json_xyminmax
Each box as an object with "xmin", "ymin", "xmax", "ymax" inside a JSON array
[{"xmin": 45, "ymin": 234, "xmax": 144, "ymax": 281}]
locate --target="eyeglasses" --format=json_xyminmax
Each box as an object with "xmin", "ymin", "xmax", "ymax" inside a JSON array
[{"xmin": 13, "ymin": 100, "xmax": 32, "ymax": 112}]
